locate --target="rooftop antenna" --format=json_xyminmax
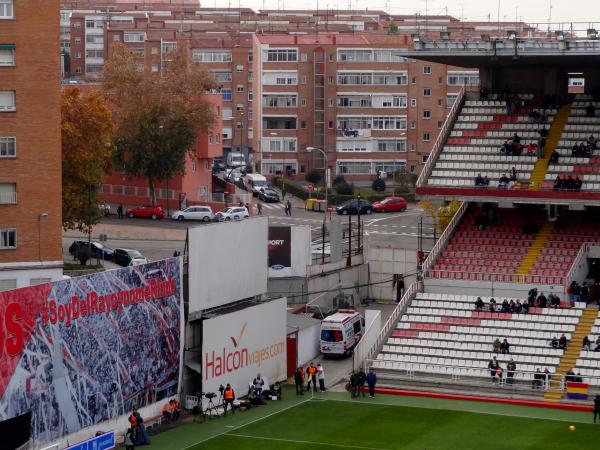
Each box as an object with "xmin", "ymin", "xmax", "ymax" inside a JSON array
[
  {"xmin": 547, "ymin": 0, "xmax": 553, "ymax": 32},
  {"xmin": 497, "ymin": 0, "xmax": 500, "ymax": 33}
]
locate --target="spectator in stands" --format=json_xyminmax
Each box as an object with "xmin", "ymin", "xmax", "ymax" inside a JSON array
[
  {"xmin": 527, "ymin": 288, "xmax": 538, "ymax": 306},
  {"xmin": 488, "ymin": 357, "xmax": 500, "ymax": 383},
  {"xmin": 475, "ymin": 173, "xmax": 486, "ymax": 187},
  {"xmin": 509, "ymin": 167, "xmax": 517, "ymax": 182},
  {"xmin": 549, "ymin": 150, "xmax": 560, "ymax": 166},
  {"xmin": 529, "ymin": 110, "xmax": 540, "ymax": 123},
  {"xmin": 492, "ymin": 338, "xmax": 502, "ymax": 353},
  {"xmin": 586, "ymin": 103, "xmax": 596, "ymax": 117},
  {"xmin": 537, "ymin": 292, "xmax": 548, "ymax": 308},
  {"xmin": 521, "ymin": 301, "xmax": 529, "ymax": 314},
  {"xmin": 581, "ymin": 282, "xmax": 589, "ymax": 302},
  {"xmin": 500, "ymin": 141, "xmax": 510, "ymax": 155},
  {"xmin": 507, "ymin": 359, "xmax": 516, "ymax": 384},
  {"xmin": 505, "ymin": 98, "xmax": 513, "ymax": 115},
  {"xmin": 484, "ymin": 176, "xmax": 490, "ymax": 186},
  {"xmin": 512, "ymin": 133, "xmax": 521, "ymax": 144},
  {"xmin": 501, "ymin": 299, "xmax": 509, "ymax": 312},
  {"xmin": 515, "ymin": 300, "xmax": 524, "ymax": 313},
  {"xmin": 565, "ymin": 369, "xmax": 576, "ymax": 382},
  {"xmin": 474, "ymin": 297, "xmax": 484, "ymax": 311},
  {"xmin": 551, "ymin": 337, "xmax": 559, "ymax": 349},
  {"xmin": 575, "ymin": 176, "xmax": 583, "ymax": 191},
  {"xmin": 559, "ymin": 334, "xmax": 568, "ymax": 350},
  {"xmin": 537, "ymin": 137, "xmax": 546, "ymax": 157},
  {"xmin": 526, "ymin": 142, "xmax": 537, "ymax": 155},
  {"xmin": 595, "ymin": 336, "xmax": 600, "ymax": 352},
  {"xmin": 568, "ymin": 281, "xmax": 580, "ymax": 303},
  {"xmin": 543, "ymin": 368, "xmax": 551, "ymax": 387},
  {"xmin": 538, "ymin": 126, "xmax": 549, "ymax": 138},
  {"xmin": 553, "ymin": 175, "xmax": 564, "ymax": 191},
  {"xmin": 533, "ymin": 368, "xmax": 543, "ymax": 389},
  {"xmin": 498, "ymin": 174, "xmax": 509, "ymax": 189},
  {"xmin": 549, "ymin": 293, "xmax": 561, "ymax": 308},
  {"xmin": 500, "ymin": 339, "xmax": 510, "ymax": 354},
  {"xmin": 588, "ymin": 134, "xmax": 598, "ymax": 150},
  {"xmin": 583, "ymin": 336, "xmax": 592, "ymax": 351},
  {"xmin": 508, "ymin": 299, "xmax": 516, "ymax": 312},
  {"xmin": 489, "ymin": 298, "xmax": 497, "ymax": 312}
]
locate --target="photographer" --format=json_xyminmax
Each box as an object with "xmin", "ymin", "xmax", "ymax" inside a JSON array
[{"xmin": 223, "ymin": 384, "xmax": 235, "ymax": 416}]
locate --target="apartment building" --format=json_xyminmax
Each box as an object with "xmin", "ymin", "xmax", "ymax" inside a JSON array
[
  {"xmin": 252, "ymin": 34, "xmax": 478, "ymax": 180},
  {"xmin": 0, "ymin": 0, "xmax": 63, "ymax": 288}
]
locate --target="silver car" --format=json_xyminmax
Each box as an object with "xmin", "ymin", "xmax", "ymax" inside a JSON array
[{"xmin": 171, "ymin": 206, "xmax": 214, "ymax": 222}]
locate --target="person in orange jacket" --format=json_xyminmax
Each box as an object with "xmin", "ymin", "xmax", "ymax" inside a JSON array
[{"xmin": 223, "ymin": 384, "xmax": 235, "ymax": 415}]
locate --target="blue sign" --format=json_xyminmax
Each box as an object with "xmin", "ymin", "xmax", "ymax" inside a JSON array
[{"xmin": 65, "ymin": 431, "xmax": 115, "ymax": 450}]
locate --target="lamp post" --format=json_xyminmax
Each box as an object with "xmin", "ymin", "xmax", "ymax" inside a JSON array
[
  {"xmin": 38, "ymin": 212, "xmax": 48, "ymax": 262},
  {"xmin": 306, "ymin": 147, "xmax": 329, "ymax": 264}
]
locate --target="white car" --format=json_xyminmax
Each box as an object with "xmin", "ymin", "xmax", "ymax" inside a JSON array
[
  {"xmin": 225, "ymin": 168, "xmax": 243, "ymax": 183},
  {"xmin": 129, "ymin": 256, "xmax": 149, "ymax": 266},
  {"xmin": 171, "ymin": 206, "xmax": 214, "ymax": 222},
  {"xmin": 215, "ymin": 207, "xmax": 249, "ymax": 221}
]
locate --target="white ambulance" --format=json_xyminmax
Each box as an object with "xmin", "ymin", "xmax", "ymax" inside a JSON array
[{"xmin": 319, "ymin": 310, "xmax": 364, "ymax": 357}]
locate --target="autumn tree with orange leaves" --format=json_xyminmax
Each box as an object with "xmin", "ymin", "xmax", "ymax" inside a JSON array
[
  {"xmin": 62, "ymin": 87, "xmax": 113, "ymax": 231},
  {"xmin": 103, "ymin": 43, "xmax": 216, "ymax": 205}
]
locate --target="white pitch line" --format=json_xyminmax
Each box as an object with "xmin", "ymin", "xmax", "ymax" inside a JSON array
[
  {"xmin": 225, "ymin": 433, "xmax": 391, "ymax": 450},
  {"xmin": 178, "ymin": 398, "xmax": 313, "ymax": 450}
]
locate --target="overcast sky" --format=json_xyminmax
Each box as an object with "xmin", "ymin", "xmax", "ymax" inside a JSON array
[{"xmin": 207, "ymin": 0, "xmax": 596, "ymax": 25}]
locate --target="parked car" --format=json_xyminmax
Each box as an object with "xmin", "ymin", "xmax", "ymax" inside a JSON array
[
  {"xmin": 258, "ymin": 187, "xmax": 280, "ymax": 203},
  {"xmin": 125, "ymin": 205, "xmax": 165, "ymax": 220},
  {"xmin": 243, "ymin": 173, "xmax": 268, "ymax": 196},
  {"xmin": 113, "ymin": 248, "xmax": 147, "ymax": 267},
  {"xmin": 68, "ymin": 240, "xmax": 114, "ymax": 260},
  {"xmin": 372, "ymin": 196, "xmax": 408, "ymax": 213},
  {"xmin": 171, "ymin": 206, "xmax": 214, "ymax": 222},
  {"xmin": 336, "ymin": 199, "xmax": 373, "ymax": 215},
  {"xmin": 215, "ymin": 206, "xmax": 249, "ymax": 221}
]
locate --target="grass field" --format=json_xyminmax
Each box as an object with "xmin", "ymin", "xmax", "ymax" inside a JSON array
[{"xmin": 148, "ymin": 390, "xmax": 599, "ymax": 450}]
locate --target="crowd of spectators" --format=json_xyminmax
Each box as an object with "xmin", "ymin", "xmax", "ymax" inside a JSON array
[
  {"xmin": 553, "ymin": 175, "xmax": 583, "ymax": 191},
  {"xmin": 567, "ymin": 281, "xmax": 589, "ymax": 303},
  {"xmin": 474, "ymin": 297, "xmax": 530, "ymax": 314}
]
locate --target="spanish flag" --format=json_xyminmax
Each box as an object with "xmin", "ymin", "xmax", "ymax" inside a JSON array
[{"xmin": 566, "ymin": 382, "xmax": 588, "ymax": 400}]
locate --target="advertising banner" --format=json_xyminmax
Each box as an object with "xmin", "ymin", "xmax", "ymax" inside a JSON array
[
  {"xmin": 202, "ymin": 298, "xmax": 286, "ymax": 400},
  {"xmin": 0, "ymin": 258, "xmax": 183, "ymax": 443},
  {"xmin": 268, "ymin": 226, "xmax": 291, "ymax": 269}
]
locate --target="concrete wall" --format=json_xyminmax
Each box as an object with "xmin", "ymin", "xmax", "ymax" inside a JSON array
[
  {"xmin": 297, "ymin": 323, "xmax": 321, "ymax": 366},
  {"xmin": 367, "ymin": 242, "xmax": 416, "ymax": 301},
  {"xmin": 424, "ymin": 278, "xmax": 565, "ymax": 299}
]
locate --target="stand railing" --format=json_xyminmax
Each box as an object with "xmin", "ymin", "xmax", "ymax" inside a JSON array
[
  {"xmin": 362, "ymin": 280, "xmax": 423, "ymax": 364},
  {"xmin": 421, "ymin": 201, "xmax": 467, "ymax": 275},
  {"xmin": 416, "ymin": 85, "xmax": 470, "ymax": 188}
]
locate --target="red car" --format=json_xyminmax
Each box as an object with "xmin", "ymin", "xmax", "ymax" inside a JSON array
[
  {"xmin": 125, "ymin": 205, "xmax": 165, "ymax": 220},
  {"xmin": 372, "ymin": 197, "xmax": 408, "ymax": 213}
]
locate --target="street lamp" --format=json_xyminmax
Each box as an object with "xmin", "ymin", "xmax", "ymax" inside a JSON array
[
  {"xmin": 307, "ymin": 147, "xmax": 328, "ymax": 263},
  {"xmin": 38, "ymin": 212, "xmax": 48, "ymax": 262}
]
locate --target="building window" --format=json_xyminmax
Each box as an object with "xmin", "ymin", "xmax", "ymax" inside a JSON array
[
  {"xmin": 301, "ymin": 76, "xmax": 307, "ymax": 84},
  {"xmin": 0, "ymin": 279, "xmax": 16, "ymax": 291},
  {"xmin": 0, "ymin": 0, "xmax": 13, "ymax": 19},
  {"xmin": 437, "ymin": 120, "xmax": 443, "ymax": 128},
  {"xmin": 0, "ymin": 45, "xmax": 15, "ymax": 66},
  {"xmin": 422, "ymin": 154, "xmax": 428, "ymax": 163},
  {"xmin": 410, "ymin": 99, "xmax": 416, "ymax": 107},
  {"xmin": 248, "ymin": 70, "xmax": 253, "ymax": 81},
  {"xmin": 329, "ymin": 54, "xmax": 334, "ymax": 62},
  {"xmin": 112, "ymin": 35, "xmax": 120, "ymax": 43},
  {"xmin": 222, "ymin": 126, "xmax": 232, "ymax": 139},
  {"xmin": 236, "ymin": 103, "xmax": 244, "ymax": 111},
  {"xmin": 410, "ymin": 121, "xmax": 416, "ymax": 129},
  {"xmin": 124, "ymin": 32, "xmax": 145, "ymax": 43},
  {"xmin": 191, "ymin": 160, "xmax": 196, "ymax": 172},
  {"xmin": 236, "ymin": 64, "xmax": 244, "ymax": 72},
  {"xmin": 75, "ymin": 67, "xmax": 82, "ymax": 74},
  {"xmin": 301, "ymin": 121, "xmax": 306, "ymax": 129},
  {"xmin": 423, "ymin": 110, "xmax": 431, "ymax": 119},
  {"xmin": 248, "ymin": 90, "xmax": 253, "ymax": 101},
  {"xmin": 410, "ymin": 144, "xmax": 416, "ymax": 151},
  {"xmin": 191, "ymin": 50, "xmax": 232, "ymax": 63},
  {"xmin": 423, "ymin": 88, "xmax": 431, "ymax": 97},
  {"xmin": 75, "ymin": 52, "xmax": 81, "ymax": 59},
  {"xmin": 423, "ymin": 66, "xmax": 431, "ymax": 74},
  {"xmin": 151, "ymin": 64, "xmax": 158, "ymax": 73},
  {"xmin": 438, "ymin": 76, "xmax": 443, "ymax": 84},
  {"xmin": 301, "ymin": 99, "xmax": 306, "ymax": 107},
  {"xmin": 209, "ymin": 132, "xmax": 213, "ymax": 144},
  {"xmin": 328, "ymin": 98, "xmax": 333, "ymax": 107},
  {"xmin": 75, "ymin": 37, "xmax": 82, "ymax": 44},
  {"xmin": 423, "ymin": 132, "xmax": 430, "ymax": 141},
  {"xmin": 72, "ymin": 21, "xmax": 81, "ymax": 29},
  {"xmin": 221, "ymin": 89, "xmax": 232, "ymax": 101},
  {"xmin": 151, "ymin": 47, "xmax": 158, "ymax": 55},
  {"xmin": 301, "ymin": 53, "xmax": 307, "ymax": 61},
  {"xmin": 248, "ymin": 51, "xmax": 253, "ymax": 62},
  {"xmin": 411, "ymin": 76, "xmax": 417, "ymax": 84},
  {"xmin": 437, "ymin": 98, "xmax": 443, "ymax": 107},
  {"xmin": 0, "ymin": 137, "xmax": 15, "ymax": 157},
  {"xmin": 263, "ymin": 95, "xmax": 297, "ymax": 108},
  {"xmin": 328, "ymin": 121, "xmax": 333, "ymax": 129},
  {"xmin": 447, "ymin": 71, "xmax": 480, "ymax": 86},
  {"xmin": 447, "ymin": 94, "xmax": 458, "ymax": 107},
  {"xmin": 0, "ymin": 91, "xmax": 15, "ymax": 111},
  {"xmin": 30, "ymin": 278, "xmax": 51, "ymax": 286},
  {"xmin": 0, "ymin": 228, "xmax": 16, "ymax": 249},
  {"xmin": 266, "ymin": 48, "xmax": 297, "ymax": 62},
  {"xmin": 328, "ymin": 76, "xmax": 334, "ymax": 84},
  {"xmin": 236, "ymin": 84, "xmax": 244, "ymax": 92}
]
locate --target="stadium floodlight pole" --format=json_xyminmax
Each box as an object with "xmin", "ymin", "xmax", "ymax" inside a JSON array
[{"xmin": 307, "ymin": 147, "xmax": 328, "ymax": 264}]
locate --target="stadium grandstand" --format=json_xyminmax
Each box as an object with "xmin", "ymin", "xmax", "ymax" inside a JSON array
[{"xmin": 365, "ymin": 23, "xmax": 600, "ymax": 405}]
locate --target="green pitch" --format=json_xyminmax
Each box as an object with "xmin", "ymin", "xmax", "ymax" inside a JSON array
[{"xmin": 148, "ymin": 390, "xmax": 599, "ymax": 450}]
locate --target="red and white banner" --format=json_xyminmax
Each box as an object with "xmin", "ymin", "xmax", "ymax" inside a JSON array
[{"xmin": 0, "ymin": 258, "xmax": 183, "ymax": 443}]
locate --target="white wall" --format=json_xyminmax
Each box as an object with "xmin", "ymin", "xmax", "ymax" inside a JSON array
[
  {"xmin": 297, "ymin": 323, "xmax": 321, "ymax": 366},
  {"xmin": 367, "ymin": 244, "xmax": 416, "ymax": 301},
  {"xmin": 0, "ymin": 262, "xmax": 62, "ymax": 291},
  {"xmin": 188, "ymin": 217, "xmax": 268, "ymax": 313},
  {"xmin": 268, "ymin": 225, "xmax": 311, "ymax": 278},
  {"xmin": 353, "ymin": 309, "xmax": 381, "ymax": 371},
  {"xmin": 201, "ymin": 298, "xmax": 287, "ymax": 402}
]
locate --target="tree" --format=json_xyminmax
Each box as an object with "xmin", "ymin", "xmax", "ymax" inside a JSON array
[
  {"xmin": 62, "ymin": 87, "xmax": 113, "ymax": 231},
  {"xmin": 388, "ymin": 22, "xmax": 399, "ymax": 35},
  {"xmin": 372, "ymin": 178, "xmax": 386, "ymax": 192},
  {"xmin": 335, "ymin": 180, "xmax": 354, "ymax": 195},
  {"xmin": 103, "ymin": 43, "xmax": 216, "ymax": 204},
  {"xmin": 305, "ymin": 169, "xmax": 322, "ymax": 185},
  {"xmin": 332, "ymin": 175, "xmax": 346, "ymax": 188}
]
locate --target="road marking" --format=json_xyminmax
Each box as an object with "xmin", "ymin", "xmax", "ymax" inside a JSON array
[{"xmin": 225, "ymin": 434, "xmax": 391, "ymax": 450}]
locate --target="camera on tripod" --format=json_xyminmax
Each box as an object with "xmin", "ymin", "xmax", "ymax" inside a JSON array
[{"xmin": 203, "ymin": 392, "xmax": 217, "ymax": 399}]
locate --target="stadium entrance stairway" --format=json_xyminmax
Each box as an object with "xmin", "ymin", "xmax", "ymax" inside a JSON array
[
  {"xmin": 544, "ymin": 306, "xmax": 598, "ymax": 403},
  {"xmin": 515, "ymin": 222, "xmax": 552, "ymax": 277},
  {"xmin": 529, "ymin": 104, "xmax": 571, "ymax": 190}
]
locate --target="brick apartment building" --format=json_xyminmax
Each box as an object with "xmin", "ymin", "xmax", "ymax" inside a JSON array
[
  {"xmin": 59, "ymin": 2, "xmax": 535, "ymax": 183},
  {"xmin": 102, "ymin": 92, "xmax": 224, "ymax": 211},
  {"xmin": 0, "ymin": 0, "xmax": 63, "ymax": 288}
]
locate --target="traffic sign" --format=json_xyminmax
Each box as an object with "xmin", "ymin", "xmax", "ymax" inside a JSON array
[
  {"xmin": 307, "ymin": 183, "xmax": 314, "ymax": 192},
  {"xmin": 327, "ymin": 205, "xmax": 333, "ymax": 212}
]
